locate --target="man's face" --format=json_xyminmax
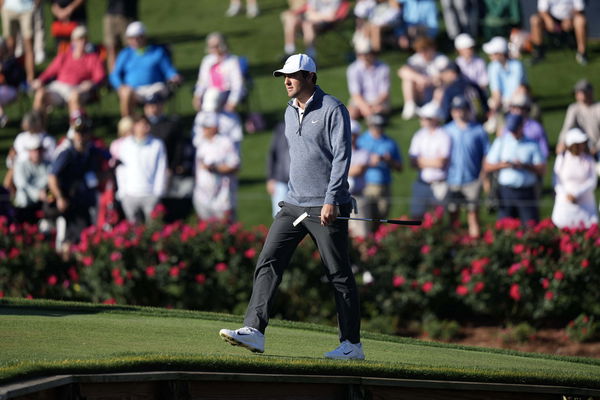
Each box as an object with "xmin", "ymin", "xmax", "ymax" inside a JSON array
[
  {"xmin": 575, "ymin": 89, "xmax": 593, "ymax": 104},
  {"xmin": 133, "ymin": 120, "xmax": 150, "ymax": 138},
  {"xmin": 127, "ymin": 35, "xmax": 145, "ymax": 49},
  {"xmin": 457, "ymin": 47, "xmax": 474, "ymax": 59},
  {"xmin": 144, "ymin": 102, "xmax": 163, "ymax": 118},
  {"xmin": 29, "ymin": 148, "xmax": 42, "ymax": 164},
  {"xmin": 420, "ymin": 117, "xmax": 438, "ymax": 129},
  {"xmin": 451, "ymin": 107, "xmax": 467, "ymax": 122},
  {"xmin": 283, "ymin": 71, "xmax": 311, "ymax": 99},
  {"xmin": 203, "ymin": 125, "xmax": 218, "ymax": 139},
  {"xmin": 72, "ymin": 36, "xmax": 86, "ymax": 51}
]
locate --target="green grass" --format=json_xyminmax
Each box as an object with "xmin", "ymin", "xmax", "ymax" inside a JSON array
[
  {"xmin": 2, "ymin": 0, "xmax": 600, "ymax": 228},
  {"xmin": 2, "ymin": 298, "xmax": 600, "ymax": 388}
]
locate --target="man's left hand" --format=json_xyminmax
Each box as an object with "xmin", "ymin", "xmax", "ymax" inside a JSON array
[{"xmin": 320, "ymin": 203, "xmax": 338, "ymax": 226}]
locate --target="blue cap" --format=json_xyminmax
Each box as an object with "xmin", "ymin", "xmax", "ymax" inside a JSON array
[
  {"xmin": 505, "ymin": 113, "xmax": 524, "ymax": 133},
  {"xmin": 451, "ymin": 95, "xmax": 469, "ymax": 110}
]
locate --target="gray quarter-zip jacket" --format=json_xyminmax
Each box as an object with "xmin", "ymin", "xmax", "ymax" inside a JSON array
[{"xmin": 284, "ymin": 86, "xmax": 352, "ymax": 207}]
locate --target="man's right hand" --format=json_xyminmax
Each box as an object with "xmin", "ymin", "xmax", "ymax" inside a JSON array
[{"xmin": 57, "ymin": 197, "xmax": 69, "ymax": 212}]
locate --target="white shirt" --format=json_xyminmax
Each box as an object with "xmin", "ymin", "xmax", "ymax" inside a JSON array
[
  {"xmin": 292, "ymin": 92, "xmax": 315, "ymax": 123},
  {"xmin": 117, "ymin": 135, "xmax": 167, "ymax": 197},
  {"xmin": 538, "ymin": 0, "xmax": 584, "ymax": 20},
  {"xmin": 194, "ymin": 53, "xmax": 245, "ymax": 107},
  {"xmin": 551, "ymin": 151, "xmax": 598, "ymax": 228},
  {"xmin": 3, "ymin": 0, "xmax": 35, "ymax": 13},
  {"xmin": 409, "ymin": 127, "xmax": 451, "ymax": 183},
  {"xmin": 194, "ymin": 134, "xmax": 240, "ymax": 212},
  {"xmin": 13, "ymin": 132, "xmax": 56, "ymax": 163}
]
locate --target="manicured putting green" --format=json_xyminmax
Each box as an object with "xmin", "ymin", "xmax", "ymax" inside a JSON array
[{"xmin": 1, "ymin": 299, "xmax": 600, "ymax": 388}]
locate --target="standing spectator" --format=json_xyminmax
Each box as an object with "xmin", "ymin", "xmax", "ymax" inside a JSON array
[
  {"xmin": 50, "ymin": 0, "xmax": 86, "ymax": 49},
  {"xmin": 356, "ymin": 113, "xmax": 402, "ymax": 234},
  {"xmin": 32, "ymin": 26, "xmax": 106, "ymax": 117},
  {"xmin": 266, "ymin": 121, "xmax": 290, "ymax": 217},
  {"xmin": 346, "ymin": 38, "xmax": 390, "ymax": 122},
  {"xmin": 12, "ymin": 135, "xmax": 49, "ymax": 224},
  {"xmin": 347, "ymin": 120, "xmax": 369, "ymax": 238},
  {"xmin": 109, "ymin": 21, "xmax": 182, "ymax": 117},
  {"xmin": 441, "ymin": 0, "xmax": 478, "ymax": 40},
  {"xmin": 551, "ymin": 128, "xmax": 598, "ymax": 228},
  {"xmin": 557, "ymin": 79, "xmax": 600, "ymax": 158},
  {"xmin": 480, "ymin": 0, "xmax": 520, "ymax": 41},
  {"xmin": 444, "ymin": 96, "xmax": 489, "ymax": 238},
  {"xmin": 0, "ymin": 37, "xmax": 26, "ymax": 127},
  {"xmin": 225, "ymin": 0, "xmax": 260, "ymax": 18},
  {"xmin": 483, "ymin": 36, "xmax": 527, "ymax": 113},
  {"xmin": 115, "ymin": 115, "xmax": 167, "ymax": 224},
  {"xmin": 454, "ymin": 33, "xmax": 488, "ymax": 90},
  {"xmin": 398, "ymin": 36, "xmax": 449, "ymax": 120},
  {"xmin": 12, "ymin": 111, "xmax": 56, "ymax": 164},
  {"xmin": 48, "ymin": 116, "xmax": 104, "ymax": 255},
  {"xmin": 437, "ymin": 61, "xmax": 488, "ymax": 123},
  {"xmin": 396, "ymin": 0, "xmax": 439, "ymax": 49},
  {"xmin": 193, "ymin": 112, "xmax": 240, "ymax": 222},
  {"xmin": 1, "ymin": 0, "xmax": 37, "ymax": 82},
  {"xmin": 193, "ymin": 32, "xmax": 244, "ymax": 114},
  {"xmin": 193, "ymin": 110, "xmax": 244, "ymax": 154},
  {"xmin": 104, "ymin": 0, "xmax": 138, "ymax": 72},
  {"xmin": 109, "ymin": 116, "xmax": 133, "ymax": 209},
  {"xmin": 483, "ymin": 113, "xmax": 546, "ymax": 225},
  {"xmin": 530, "ymin": 0, "xmax": 587, "ymax": 65},
  {"xmin": 281, "ymin": 0, "xmax": 342, "ymax": 59},
  {"xmin": 503, "ymin": 93, "xmax": 549, "ymax": 159},
  {"xmin": 409, "ymin": 102, "xmax": 450, "ymax": 218}
]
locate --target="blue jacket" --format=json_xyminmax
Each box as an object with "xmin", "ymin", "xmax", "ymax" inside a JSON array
[{"xmin": 109, "ymin": 45, "xmax": 178, "ymax": 89}]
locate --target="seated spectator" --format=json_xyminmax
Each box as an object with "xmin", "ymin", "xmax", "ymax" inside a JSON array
[
  {"xmin": 266, "ymin": 121, "xmax": 289, "ymax": 217},
  {"xmin": 193, "ymin": 112, "xmax": 241, "ymax": 222},
  {"xmin": 12, "ymin": 135, "xmax": 50, "ymax": 224},
  {"xmin": 346, "ymin": 38, "xmax": 390, "ymax": 122},
  {"xmin": 354, "ymin": 0, "xmax": 402, "ymax": 52},
  {"xmin": 103, "ymin": 0, "xmax": 138, "ymax": 71},
  {"xmin": 408, "ymin": 102, "xmax": 450, "ymax": 218},
  {"xmin": 444, "ymin": 96, "xmax": 489, "ymax": 238},
  {"xmin": 483, "ymin": 113, "xmax": 546, "ymax": 225},
  {"xmin": 530, "ymin": 0, "xmax": 587, "ymax": 65},
  {"xmin": 12, "ymin": 111, "xmax": 56, "ymax": 164},
  {"xmin": 225, "ymin": 0, "xmax": 260, "ymax": 18},
  {"xmin": 454, "ymin": 33, "xmax": 488, "ymax": 90},
  {"xmin": 0, "ymin": 37, "xmax": 26, "ymax": 127},
  {"xmin": 396, "ymin": 0, "xmax": 439, "ymax": 50},
  {"xmin": 348, "ymin": 120, "xmax": 369, "ymax": 237},
  {"xmin": 1, "ymin": 0, "xmax": 35, "ymax": 82},
  {"xmin": 32, "ymin": 26, "xmax": 105, "ymax": 117},
  {"xmin": 480, "ymin": 0, "xmax": 520, "ymax": 41},
  {"xmin": 441, "ymin": 0, "xmax": 478, "ymax": 40},
  {"xmin": 483, "ymin": 36, "xmax": 527, "ymax": 113},
  {"xmin": 109, "ymin": 21, "xmax": 182, "ymax": 117},
  {"xmin": 193, "ymin": 32, "xmax": 245, "ymax": 114},
  {"xmin": 557, "ymin": 79, "xmax": 600, "ymax": 158},
  {"xmin": 551, "ymin": 128, "xmax": 598, "ymax": 228},
  {"xmin": 398, "ymin": 36, "xmax": 449, "ymax": 120},
  {"xmin": 115, "ymin": 115, "xmax": 167, "ymax": 224},
  {"xmin": 502, "ymin": 93, "xmax": 549, "ymax": 159},
  {"xmin": 356, "ymin": 114, "xmax": 402, "ymax": 234},
  {"xmin": 437, "ymin": 61, "xmax": 488, "ymax": 123},
  {"xmin": 48, "ymin": 115, "xmax": 106, "ymax": 255},
  {"xmin": 281, "ymin": 0, "xmax": 342, "ymax": 58}
]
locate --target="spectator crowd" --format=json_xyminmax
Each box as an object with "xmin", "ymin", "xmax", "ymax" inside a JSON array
[{"xmin": 1, "ymin": 0, "xmax": 599, "ymax": 259}]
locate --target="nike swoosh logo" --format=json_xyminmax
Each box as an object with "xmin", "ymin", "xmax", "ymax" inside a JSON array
[
  {"xmin": 237, "ymin": 332, "xmax": 251, "ymax": 335},
  {"xmin": 311, "ymin": 120, "xmax": 319, "ymax": 124},
  {"xmin": 343, "ymin": 351, "xmax": 353, "ymax": 355}
]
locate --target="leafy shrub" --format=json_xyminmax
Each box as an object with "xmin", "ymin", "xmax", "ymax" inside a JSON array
[
  {"xmin": 500, "ymin": 322, "xmax": 536, "ymax": 344},
  {"xmin": 566, "ymin": 314, "xmax": 599, "ymax": 343},
  {"xmin": 421, "ymin": 317, "xmax": 461, "ymax": 341}
]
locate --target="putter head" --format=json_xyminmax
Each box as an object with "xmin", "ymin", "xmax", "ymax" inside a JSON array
[{"xmin": 292, "ymin": 212, "xmax": 309, "ymax": 227}]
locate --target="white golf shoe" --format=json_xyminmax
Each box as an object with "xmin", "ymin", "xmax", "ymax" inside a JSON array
[
  {"xmin": 219, "ymin": 326, "xmax": 265, "ymax": 353},
  {"xmin": 324, "ymin": 340, "xmax": 365, "ymax": 360}
]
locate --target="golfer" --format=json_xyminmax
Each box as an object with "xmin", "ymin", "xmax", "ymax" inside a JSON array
[{"xmin": 220, "ymin": 54, "xmax": 364, "ymax": 360}]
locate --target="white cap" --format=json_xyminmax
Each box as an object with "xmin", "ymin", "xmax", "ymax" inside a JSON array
[
  {"xmin": 483, "ymin": 36, "xmax": 508, "ymax": 55},
  {"xmin": 417, "ymin": 102, "xmax": 443, "ymax": 120},
  {"xmin": 25, "ymin": 135, "xmax": 43, "ymax": 150},
  {"xmin": 454, "ymin": 33, "xmax": 475, "ymax": 50},
  {"xmin": 565, "ymin": 128, "xmax": 588, "ymax": 147},
  {"xmin": 71, "ymin": 25, "xmax": 87, "ymax": 40},
  {"xmin": 125, "ymin": 21, "xmax": 146, "ymax": 37},
  {"xmin": 273, "ymin": 54, "xmax": 316, "ymax": 77},
  {"xmin": 197, "ymin": 111, "xmax": 219, "ymax": 128}
]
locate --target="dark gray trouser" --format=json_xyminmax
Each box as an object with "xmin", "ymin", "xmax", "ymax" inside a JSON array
[{"xmin": 244, "ymin": 201, "xmax": 361, "ymax": 344}]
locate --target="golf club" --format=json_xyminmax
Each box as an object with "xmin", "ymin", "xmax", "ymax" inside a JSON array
[{"xmin": 292, "ymin": 212, "xmax": 422, "ymax": 227}]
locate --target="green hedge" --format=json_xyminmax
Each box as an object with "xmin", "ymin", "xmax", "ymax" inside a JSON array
[{"xmin": 1, "ymin": 209, "xmax": 599, "ymax": 326}]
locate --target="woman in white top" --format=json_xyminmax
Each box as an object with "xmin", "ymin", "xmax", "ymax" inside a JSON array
[{"xmin": 551, "ymin": 128, "xmax": 598, "ymax": 228}]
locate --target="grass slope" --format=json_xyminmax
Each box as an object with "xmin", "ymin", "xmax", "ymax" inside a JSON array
[{"xmin": 1, "ymin": 299, "xmax": 600, "ymax": 388}]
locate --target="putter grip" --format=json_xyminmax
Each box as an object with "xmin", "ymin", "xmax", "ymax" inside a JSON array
[{"xmin": 387, "ymin": 219, "xmax": 422, "ymax": 226}]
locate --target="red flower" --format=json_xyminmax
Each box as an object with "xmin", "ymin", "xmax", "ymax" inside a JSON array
[
  {"xmin": 68, "ymin": 267, "xmax": 79, "ymax": 282},
  {"xmin": 169, "ymin": 266, "xmax": 180, "ymax": 277},
  {"xmin": 483, "ymin": 230, "xmax": 494, "ymax": 244},
  {"xmin": 215, "ymin": 262, "xmax": 228, "ymax": 272},
  {"xmin": 112, "ymin": 268, "xmax": 121, "ymax": 279},
  {"xmin": 158, "ymin": 251, "xmax": 169, "ymax": 263},
  {"xmin": 420, "ymin": 245, "xmax": 431, "ymax": 255},
  {"xmin": 195, "ymin": 273, "xmax": 206, "ymax": 284},
  {"xmin": 47, "ymin": 275, "xmax": 58, "ymax": 286},
  {"xmin": 367, "ymin": 246, "xmax": 378, "ymax": 257},
  {"xmin": 110, "ymin": 252, "xmax": 122, "ymax": 262},
  {"xmin": 151, "ymin": 231, "xmax": 161, "ymax": 242},
  {"xmin": 544, "ymin": 291, "xmax": 554, "ymax": 300},
  {"xmin": 8, "ymin": 248, "xmax": 20, "ymax": 259},
  {"xmin": 150, "ymin": 203, "xmax": 166, "ymax": 219},
  {"xmin": 583, "ymin": 315, "xmax": 590, "ymax": 323},
  {"xmin": 474, "ymin": 282, "xmax": 485, "ymax": 293},
  {"xmin": 541, "ymin": 278, "xmax": 550, "ymax": 289},
  {"xmin": 114, "ymin": 276, "xmax": 124, "ymax": 286},
  {"xmin": 228, "ymin": 246, "xmax": 237, "ymax": 255},
  {"xmin": 581, "ymin": 259, "xmax": 590, "ymax": 269},
  {"xmin": 244, "ymin": 248, "xmax": 257, "ymax": 259},
  {"xmin": 421, "ymin": 281, "xmax": 433, "ymax": 293},
  {"xmin": 513, "ymin": 244, "xmax": 526, "ymax": 254},
  {"xmin": 509, "ymin": 284, "xmax": 521, "ymax": 301},
  {"xmin": 508, "ymin": 262, "xmax": 522, "ymax": 276},
  {"xmin": 82, "ymin": 256, "xmax": 93, "ymax": 267},
  {"xmin": 0, "ymin": 291, "xmax": 4, "ymax": 298},
  {"xmin": 103, "ymin": 298, "xmax": 116, "ymax": 305},
  {"xmin": 392, "ymin": 275, "xmax": 405, "ymax": 287},
  {"xmin": 432, "ymin": 268, "xmax": 441, "ymax": 276},
  {"xmin": 145, "ymin": 266, "xmax": 156, "ymax": 277},
  {"xmin": 471, "ymin": 257, "xmax": 489, "ymax": 274},
  {"xmin": 456, "ymin": 285, "xmax": 468, "ymax": 296},
  {"xmin": 554, "ymin": 270, "xmax": 565, "ymax": 281},
  {"xmin": 212, "ymin": 233, "xmax": 223, "ymax": 242}
]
